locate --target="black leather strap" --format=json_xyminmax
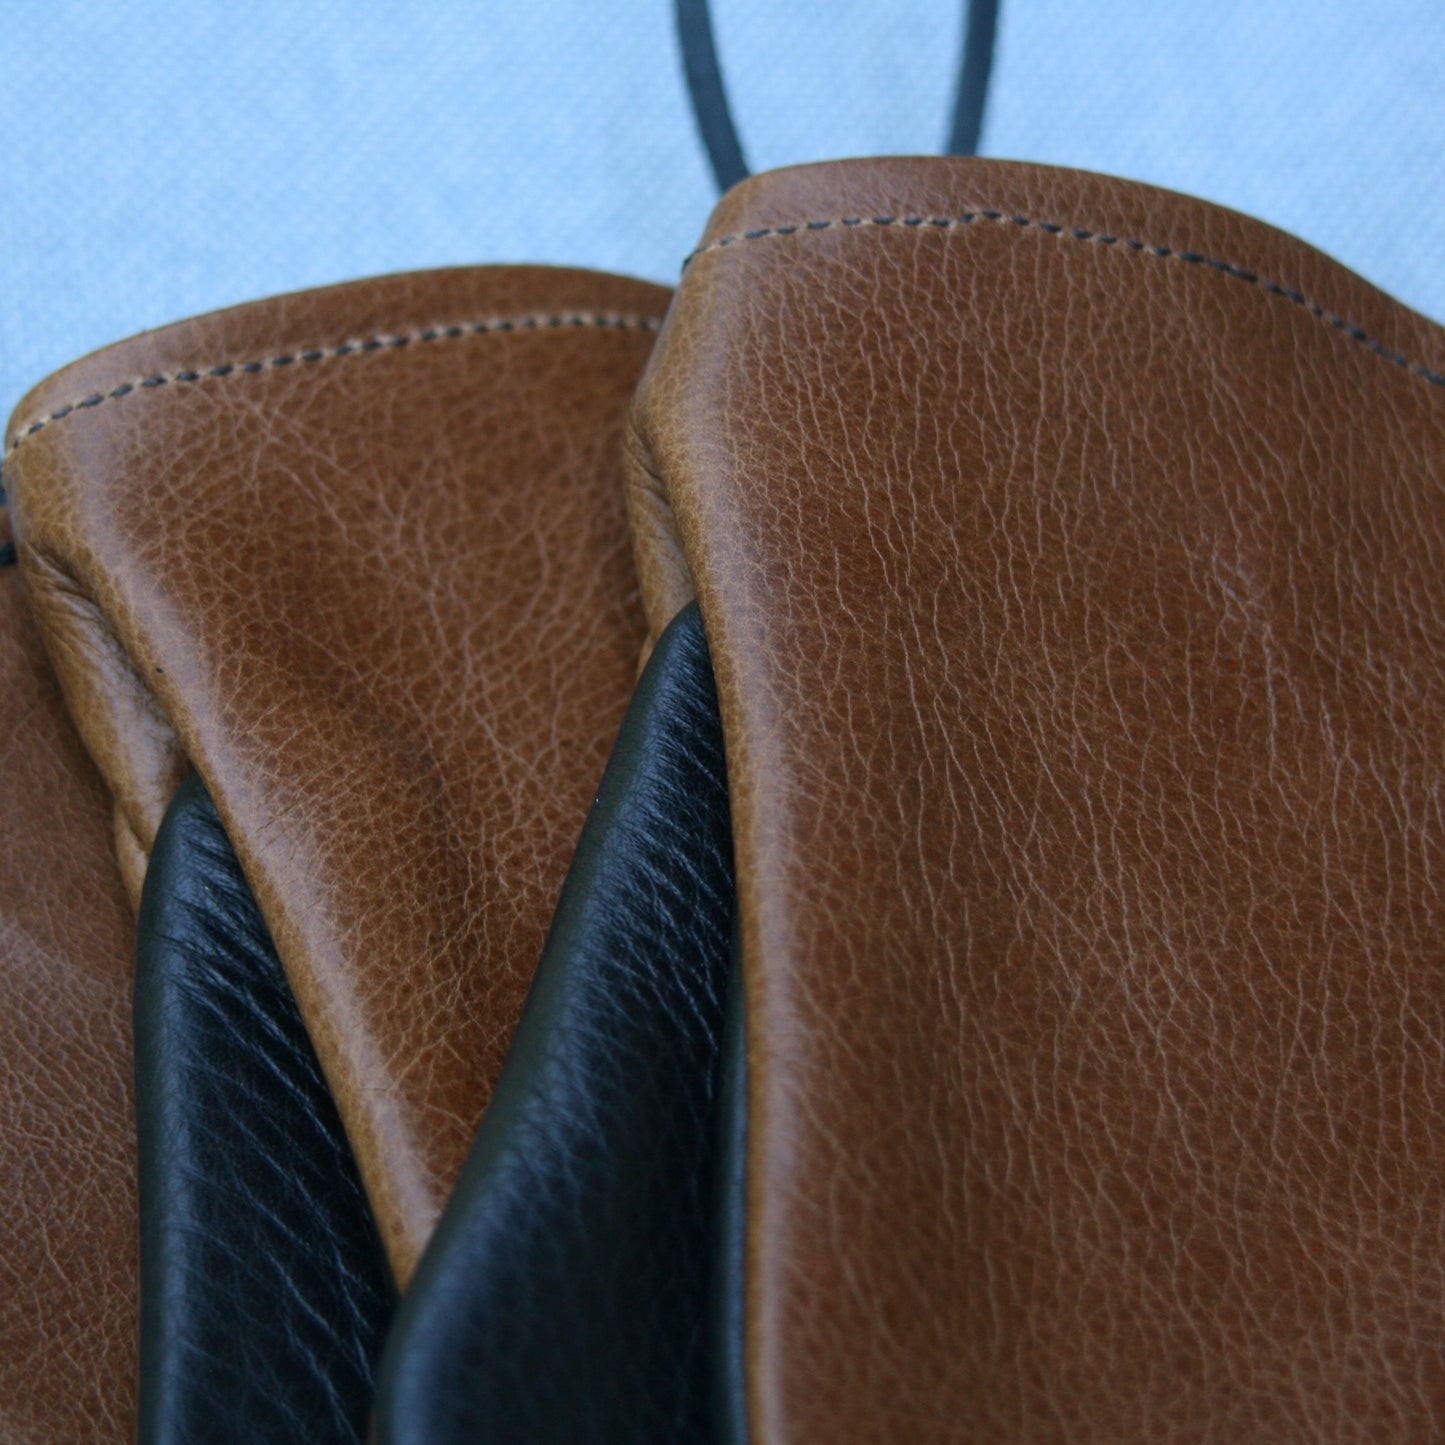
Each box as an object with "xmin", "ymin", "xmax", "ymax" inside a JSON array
[
  {"xmin": 135, "ymin": 774, "xmax": 394, "ymax": 1444},
  {"xmin": 374, "ymin": 601, "xmax": 735, "ymax": 1444},
  {"xmin": 676, "ymin": 0, "xmax": 1001, "ymax": 191}
]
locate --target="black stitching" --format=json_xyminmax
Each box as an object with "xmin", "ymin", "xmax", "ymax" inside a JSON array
[
  {"xmin": 6, "ymin": 313, "xmax": 666, "ymax": 455},
  {"xmin": 682, "ymin": 211, "xmax": 1445, "ymax": 390}
]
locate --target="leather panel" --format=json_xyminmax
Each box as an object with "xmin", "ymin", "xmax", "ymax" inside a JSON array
[
  {"xmin": 626, "ymin": 157, "xmax": 1445, "ymax": 1443},
  {"xmin": 0, "ymin": 560, "xmax": 138, "ymax": 1442},
  {"xmin": 136, "ymin": 772, "xmax": 394, "ymax": 1445},
  {"xmin": 375, "ymin": 601, "xmax": 734, "ymax": 1444},
  {"xmin": 5, "ymin": 265, "xmax": 669, "ymax": 1278}
]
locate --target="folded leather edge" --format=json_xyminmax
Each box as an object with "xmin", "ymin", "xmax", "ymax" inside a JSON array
[
  {"xmin": 9, "ymin": 299, "xmax": 666, "ymax": 907},
  {"xmin": 624, "ymin": 157, "xmax": 1445, "ymax": 648}
]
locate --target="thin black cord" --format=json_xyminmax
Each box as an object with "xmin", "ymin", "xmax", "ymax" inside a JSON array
[
  {"xmin": 947, "ymin": 0, "xmax": 999, "ymax": 156},
  {"xmin": 675, "ymin": 0, "xmax": 1001, "ymax": 194},
  {"xmin": 675, "ymin": 0, "xmax": 749, "ymax": 192}
]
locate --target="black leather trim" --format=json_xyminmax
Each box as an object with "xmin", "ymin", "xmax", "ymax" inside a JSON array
[
  {"xmin": 135, "ymin": 774, "xmax": 394, "ymax": 1445},
  {"xmin": 0, "ymin": 459, "xmax": 14, "ymax": 567},
  {"xmin": 713, "ymin": 928, "xmax": 750, "ymax": 1445},
  {"xmin": 374, "ymin": 601, "xmax": 735, "ymax": 1444}
]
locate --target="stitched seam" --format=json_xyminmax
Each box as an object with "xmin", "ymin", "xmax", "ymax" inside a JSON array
[
  {"xmin": 6, "ymin": 311, "xmax": 665, "ymax": 456},
  {"xmin": 684, "ymin": 213, "xmax": 1445, "ymax": 391}
]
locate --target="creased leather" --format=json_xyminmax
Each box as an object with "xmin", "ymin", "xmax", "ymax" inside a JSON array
[
  {"xmin": 0, "ymin": 557, "xmax": 137, "ymax": 1443},
  {"xmin": 136, "ymin": 772, "xmax": 394, "ymax": 1445},
  {"xmin": 4, "ymin": 265, "xmax": 669, "ymax": 1279},
  {"xmin": 375, "ymin": 600, "xmax": 733, "ymax": 1445},
  {"xmin": 625, "ymin": 157, "xmax": 1445, "ymax": 1443}
]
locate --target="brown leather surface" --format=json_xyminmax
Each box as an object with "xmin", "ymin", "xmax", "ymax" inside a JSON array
[
  {"xmin": 626, "ymin": 158, "xmax": 1445, "ymax": 1443},
  {"xmin": 5, "ymin": 265, "xmax": 669, "ymax": 1281},
  {"xmin": 0, "ymin": 562, "xmax": 138, "ymax": 1443}
]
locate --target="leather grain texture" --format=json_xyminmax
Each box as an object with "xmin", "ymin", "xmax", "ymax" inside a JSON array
[
  {"xmin": 136, "ymin": 772, "xmax": 394, "ymax": 1445},
  {"xmin": 625, "ymin": 157, "xmax": 1445, "ymax": 1443},
  {"xmin": 4, "ymin": 265, "xmax": 669, "ymax": 1279},
  {"xmin": 375, "ymin": 600, "xmax": 733, "ymax": 1445},
  {"xmin": 0, "ymin": 557, "xmax": 138, "ymax": 1443}
]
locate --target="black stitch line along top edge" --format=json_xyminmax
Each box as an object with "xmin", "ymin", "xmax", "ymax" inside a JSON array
[
  {"xmin": 682, "ymin": 212, "xmax": 1445, "ymax": 391},
  {"xmin": 5, "ymin": 312, "xmax": 665, "ymax": 458}
]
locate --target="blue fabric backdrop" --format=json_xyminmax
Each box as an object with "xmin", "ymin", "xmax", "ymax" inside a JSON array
[{"xmin": 2, "ymin": 2, "xmax": 1441, "ymax": 419}]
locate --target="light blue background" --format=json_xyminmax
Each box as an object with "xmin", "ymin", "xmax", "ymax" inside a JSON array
[{"xmin": 2, "ymin": 2, "xmax": 1441, "ymax": 421}]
